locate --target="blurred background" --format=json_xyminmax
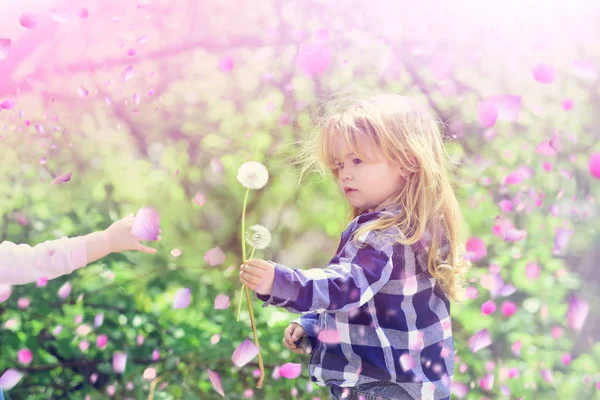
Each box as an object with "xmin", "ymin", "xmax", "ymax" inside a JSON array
[{"xmin": 1, "ymin": 0, "xmax": 600, "ymax": 398}]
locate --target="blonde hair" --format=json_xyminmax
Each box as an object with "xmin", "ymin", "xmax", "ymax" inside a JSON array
[{"xmin": 292, "ymin": 93, "xmax": 471, "ymax": 304}]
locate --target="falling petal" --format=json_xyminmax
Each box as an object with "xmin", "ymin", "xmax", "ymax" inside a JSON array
[
  {"xmin": 278, "ymin": 363, "xmax": 302, "ymax": 379},
  {"xmin": 562, "ymin": 99, "xmax": 574, "ymax": 111},
  {"xmin": 131, "ymin": 208, "xmax": 160, "ymax": 240},
  {"xmin": 170, "ymin": 248, "xmax": 182, "ymax": 257},
  {"xmin": 535, "ymin": 141, "xmax": 556, "ymax": 156},
  {"xmin": 51, "ymin": 10, "xmax": 69, "ymax": 23},
  {"xmin": 399, "ymin": 353, "xmax": 417, "ymax": 371},
  {"xmin": 133, "ymin": 93, "xmax": 140, "ymax": 104},
  {"xmin": 296, "ymin": 42, "xmax": 332, "ymax": 77},
  {"xmin": 561, "ymin": 353, "xmax": 571, "ymax": 366},
  {"xmin": 532, "ymin": 63, "xmax": 556, "ymax": 84},
  {"xmin": 204, "ymin": 247, "xmax": 225, "ymax": 266},
  {"xmin": 51, "ymin": 172, "xmax": 73, "ymax": 185},
  {"xmin": 0, "ymin": 369, "xmax": 24, "ymax": 389},
  {"xmin": 503, "ymin": 229, "xmax": 527, "ymax": 242},
  {"xmin": 0, "ymin": 38, "xmax": 10, "ymax": 60},
  {"xmin": 465, "ymin": 237, "xmax": 487, "ymax": 262},
  {"xmin": 219, "ymin": 56, "xmax": 234, "ymax": 72},
  {"xmin": 173, "ymin": 288, "xmax": 191, "ymax": 309},
  {"xmin": 553, "ymin": 228, "xmax": 572, "ymax": 255},
  {"xmin": 210, "ymin": 334, "xmax": 220, "ymax": 345},
  {"xmin": 193, "ymin": 192, "xmax": 206, "ymax": 206},
  {"xmin": 143, "ymin": 367, "xmax": 156, "ymax": 380},
  {"xmin": 1, "ymin": 99, "xmax": 15, "ymax": 110},
  {"xmin": 36, "ymin": 277, "xmax": 48, "ymax": 287},
  {"xmin": 501, "ymin": 301, "xmax": 517, "ymax": 317},
  {"xmin": 481, "ymin": 300, "xmax": 496, "ymax": 316},
  {"xmin": 137, "ymin": 35, "xmax": 148, "ymax": 44},
  {"xmin": 121, "ymin": 65, "xmax": 135, "ymax": 83},
  {"xmin": 572, "ymin": 59, "xmax": 597, "ymax": 80},
  {"xmin": 128, "ymin": 48, "xmax": 137, "ymax": 57},
  {"xmin": 469, "ymin": 329, "xmax": 491, "ymax": 353},
  {"xmin": 152, "ymin": 349, "xmax": 160, "ymax": 361},
  {"xmin": 504, "ymin": 171, "xmax": 523, "ymax": 185},
  {"xmin": 207, "ymin": 369, "xmax": 225, "ymax": 397},
  {"xmin": 317, "ymin": 329, "xmax": 341, "ymax": 344},
  {"xmin": 477, "ymin": 101, "xmax": 498, "ymax": 128},
  {"xmin": 17, "ymin": 297, "xmax": 30, "ymax": 309},
  {"xmin": 96, "ymin": 335, "xmax": 108, "ymax": 349},
  {"xmin": 541, "ymin": 369, "xmax": 554, "ymax": 384},
  {"xmin": 567, "ymin": 295, "xmax": 589, "ymax": 332},
  {"xmin": 112, "ymin": 351, "xmax": 127, "ymax": 373},
  {"xmin": 232, "ymin": 338, "xmax": 259, "ymax": 368},
  {"xmin": 94, "ymin": 313, "xmax": 104, "ymax": 327},
  {"xmin": 19, "ymin": 13, "xmax": 38, "ymax": 29},
  {"xmin": 214, "ymin": 294, "xmax": 230, "ymax": 310},
  {"xmin": 58, "ymin": 282, "xmax": 72, "ymax": 299},
  {"xmin": 498, "ymin": 200, "xmax": 513, "ymax": 212},
  {"xmin": 78, "ymin": 8, "xmax": 89, "ymax": 19},
  {"xmin": 78, "ymin": 87, "xmax": 89, "ymax": 97},
  {"xmin": 18, "ymin": 349, "xmax": 32, "ymax": 365},
  {"xmin": 588, "ymin": 153, "xmax": 600, "ymax": 179},
  {"xmin": 525, "ymin": 263, "xmax": 541, "ymax": 280},
  {"xmin": 0, "ymin": 285, "xmax": 12, "ymax": 303}
]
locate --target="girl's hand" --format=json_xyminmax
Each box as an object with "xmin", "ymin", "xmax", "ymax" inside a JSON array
[
  {"xmin": 283, "ymin": 322, "xmax": 310, "ymax": 354},
  {"xmin": 104, "ymin": 214, "xmax": 161, "ymax": 254},
  {"xmin": 239, "ymin": 259, "xmax": 275, "ymax": 296}
]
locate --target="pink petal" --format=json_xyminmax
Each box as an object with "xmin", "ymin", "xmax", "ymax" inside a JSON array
[
  {"xmin": 97, "ymin": 335, "xmax": 108, "ymax": 349},
  {"xmin": 567, "ymin": 295, "xmax": 589, "ymax": 332},
  {"xmin": 51, "ymin": 172, "xmax": 73, "ymax": 185},
  {"xmin": 94, "ymin": 313, "xmax": 104, "ymax": 327},
  {"xmin": 562, "ymin": 98, "xmax": 574, "ymax": 111},
  {"xmin": 501, "ymin": 301, "xmax": 517, "ymax": 317},
  {"xmin": 487, "ymin": 95, "xmax": 521, "ymax": 122},
  {"xmin": 588, "ymin": 153, "xmax": 600, "ymax": 179},
  {"xmin": 219, "ymin": 56, "xmax": 234, "ymax": 72},
  {"xmin": 498, "ymin": 199, "xmax": 513, "ymax": 212},
  {"xmin": 0, "ymin": 38, "xmax": 10, "ymax": 60},
  {"xmin": 1, "ymin": 99, "xmax": 15, "ymax": 110},
  {"xmin": 19, "ymin": 13, "xmax": 38, "ymax": 29},
  {"xmin": 0, "ymin": 368, "xmax": 25, "ymax": 389},
  {"xmin": 214, "ymin": 294, "xmax": 230, "ymax": 310},
  {"xmin": 58, "ymin": 282, "xmax": 72, "ymax": 299},
  {"xmin": 532, "ymin": 63, "xmax": 556, "ymax": 84},
  {"xmin": 78, "ymin": 87, "xmax": 89, "ymax": 97},
  {"xmin": 504, "ymin": 171, "xmax": 523, "ymax": 185},
  {"xmin": 477, "ymin": 101, "xmax": 498, "ymax": 128},
  {"xmin": 296, "ymin": 42, "xmax": 332, "ymax": 77},
  {"xmin": 152, "ymin": 349, "xmax": 160, "ymax": 361},
  {"xmin": 0, "ymin": 285, "xmax": 12, "ymax": 303},
  {"xmin": 541, "ymin": 368, "xmax": 553, "ymax": 384},
  {"xmin": 173, "ymin": 288, "xmax": 191, "ymax": 309},
  {"xmin": 561, "ymin": 353, "xmax": 571, "ymax": 366},
  {"xmin": 207, "ymin": 369, "xmax": 225, "ymax": 397},
  {"xmin": 18, "ymin": 348, "xmax": 33, "ymax": 365},
  {"xmin": 204, "ymin": 247, "xmax": 225, "ymax": 266},
  {"xmin": 128, "ymin": 48, "xmax": 137, "ymax": 57},
  {"xmin": 525, "ymin": 263, "xmax": 541, "ymax": 280},
  {"xmin": 535, "ymin": 142, "xmax": 556, "ymax": 156},
  {"xmin": 317, "ymin": 329, "xmax": 341, "ymax": 344},
  {"xmin": 131, "ymin": 208, "xmax": 160, "ymax": 240},
  {"xmin": 78, "ymin": 8, "xmax": 89, "ymax": 19},
  {"xmin": 278, "ymin": 363, "xmax": 302, "ymax": 379},
  {"xmin": 112, "ymin": 351, "xmax": 127, "ymax": 373},
  {"xmin": 481, "ymin": 300, "xmax": 496, "ymax": 316},
  {"xmin": 121, "ymin": 65, "xmax": 135, "ymax": 83},
  {"xmin": 170, "ymin": 248, "xmax": 182, "ymax": 257},
  {"xmin": 465, "ymin": 237, "xmax": 487, "ymax": 263},
  {"xmin": 399, "ymin": 353, "xmax": 417, "ymax": 371},
  {"xmin": 553, "ymin": 228, "xmax": 572, "ymax": 255},
  {"xmin": 36, "ymin": 277, "xmax": 48, "ymax": 287},
  {"xmin": 17, "ymin": 297, "xmax": 30, "ymax": 309},
  {"xmin": 503, "ymin": 229, "xmax": 527, "ymax": 242},
  {"xmin": 232, "ymin": 338, "xmax": 259, "ymax": 368},
  {"xmin": 469, "ymin": 329, "xmax": 492, "ymax": 353},
  {"xmin": 193, "ymin": 192, "xmax": 206, "ymax": 206},
  {"xmin": 143, "ymin": 367, "xmax": 156, "ymax": 380}
]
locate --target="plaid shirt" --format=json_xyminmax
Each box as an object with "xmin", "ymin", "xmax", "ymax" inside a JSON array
[{"xmin": 257, "ymin": 208, "xmax": 454, "ymax": 400}]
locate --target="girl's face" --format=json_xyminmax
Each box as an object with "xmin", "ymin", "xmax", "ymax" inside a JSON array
[{"xmin": 332, "ymin": 135, "xmax": 406, "ymax": 212}]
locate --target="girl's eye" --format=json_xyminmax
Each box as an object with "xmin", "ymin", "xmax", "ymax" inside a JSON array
[{"xmin": 352, "ymin": 158, "xmax": 362, "ymax": 165}]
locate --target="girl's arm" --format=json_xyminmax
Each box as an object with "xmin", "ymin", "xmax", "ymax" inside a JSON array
[
  {"xmin": 251, "ymin": 231, "xmax": 406, "ymax": 314},
  {"xmin": 0, "ymin": 215, "xmax": 158, "ymax": 286}
]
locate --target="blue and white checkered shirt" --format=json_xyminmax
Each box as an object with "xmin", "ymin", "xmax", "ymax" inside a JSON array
[{"xmin": 257, "ymin": 208, "xmax": 454, "ymax": 400}]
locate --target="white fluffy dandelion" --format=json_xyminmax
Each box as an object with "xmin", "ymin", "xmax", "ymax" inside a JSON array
[
  {"xmin": 246, "ymin": 224, "xmax": 272, "ymax": 250},
  {"xmin": 237, "ymin": 161, "xmax": 269, "ymax": 190}
]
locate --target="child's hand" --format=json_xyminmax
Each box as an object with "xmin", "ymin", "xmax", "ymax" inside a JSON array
[
  {"xmin": 104, "ymin": 214, "xmax": 161, "ymax": 254},
  {"xmin": 283, "ymin": 322, "xmax": 310, "ymax": 354},
  {"xmin": 239, "ymin": 259, "xmax": 275, "ymax": 296}
]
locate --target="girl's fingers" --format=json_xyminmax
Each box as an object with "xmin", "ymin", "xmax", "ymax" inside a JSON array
[
  {"xmin": 138, "ymin": 245, "xmax": 157, "ymax": 254},
  {"xmin": 240, "ymin": 271, "xmax": 261, "ymax": 286},
  {"xmin": 246, "ymin": 259, "xmax": 269, "ymax": 270},
  {"xmin": 241, "ymin": 264, "xmax": 263, "ymax": 277}
]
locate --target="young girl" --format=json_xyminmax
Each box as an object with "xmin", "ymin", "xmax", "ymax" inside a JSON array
[
  {"xmin": 240, "ymin": 93, "xmax": 470, "ymax": 400},
  {"xmin": 0, "ymin": 214, "xmax": 160, "ymax": 290}
]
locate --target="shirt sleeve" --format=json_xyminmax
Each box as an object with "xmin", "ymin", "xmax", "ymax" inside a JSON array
[
  {"xmin": 256, "ymin": 230, "xmax": 397, "ymax": 314},
  {"xmin": 0, "ymin": 236, "xmax": 88, "ymax": 286}
]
